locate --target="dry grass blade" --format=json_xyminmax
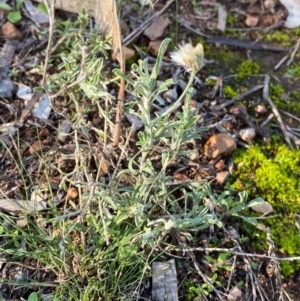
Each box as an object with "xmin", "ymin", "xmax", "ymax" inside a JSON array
[
  {"xmin": 95, "ymin": 0, "xmax": 124, "ymax": 68},
  {"xmin": 94, "ymin": 0, "xmax": 125, "ymax": 146}
]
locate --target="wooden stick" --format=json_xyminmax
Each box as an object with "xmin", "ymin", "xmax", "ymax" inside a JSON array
[
  {"xmin": 262, "ymin": 75, "xmax": 293, "ymax": 149},
  {"xmin": 112, "ymin": 77, "xmax": 125, "ymax": 146}
]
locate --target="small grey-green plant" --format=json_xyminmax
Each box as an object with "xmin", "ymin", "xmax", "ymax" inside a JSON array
[{"xmin": 0, "ymin": 10, "xmax": 267, "ymax": 300}]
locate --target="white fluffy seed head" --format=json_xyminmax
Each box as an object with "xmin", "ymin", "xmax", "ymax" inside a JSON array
[{"xmin": 170, "ymin": 43, "xmax": 204, "ymax": 73}]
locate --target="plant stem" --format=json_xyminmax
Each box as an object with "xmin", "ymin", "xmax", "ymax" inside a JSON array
[{"xmin": 161, "ymin": 72, "xmax": 196, "ymax": 117}]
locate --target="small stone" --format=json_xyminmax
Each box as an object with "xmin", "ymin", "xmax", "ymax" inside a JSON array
[
  {"xmin": 216, "ymin": 171, "xmax": 229, "ymax": 185},
  {"xmin": 245, "ymin": 14, "xmax": 260, "ymax": 27},
  {"xmin": 17, "ymin": 219, "xmax": 28, "ymax": 228},
  {"xmin": 143, "ymin": 16, "xmax": 170, "ymax": 40},
  {"xmin": 251, "ymin": 201, "xmax": 273, "ymax": 215},
  {"xmin": 148, "ymin": 40, "xmax": 163, "ymax": 56},
  {"xmin": 215, "ymin": 159, "xmax": 225, "ymax": 170},
  {"xmin": 186, "ymin": 149, "xmax": 199, "ymax": 161},
  {"xmin": 163, "ymin": 88, "xmax": 178, "ymax": 102},
  {"xmin": 1, "ymin": 22, "xmax": 23, "ymax": 40},
  {"xmin": 123, "ymin": 46, "xmax": 135, "ymax": 61},
  {"xmin": 239, "ymin": 127, "xmax": 256, "ymax": 143},
  {"xmin": 230, "ymin": 104, "xmax": 248, "ymax": 116},
  {"xmin": 204, "ymin": 133, "xmax": 236, "ymax": 159},
  {"xmin": 255, "ymin": 105, "xmax": 267, "ymax": 115},
  {"xmin": 228, "ymin": 286, "xmax": 242, "ymax": 301},
  {"xmin": 111, "ymin": 46, "xmax": 135, "ymax": 61},
  {"xmin": 188, "ymin": 99, "xmax": 199, "ymax": 114},
  {"xmin": 67, "ymin": 187, "xmax": 78, "ymax": 200}
]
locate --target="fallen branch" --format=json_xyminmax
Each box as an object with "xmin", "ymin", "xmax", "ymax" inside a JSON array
[
  {"xmin": 265, "ymin": 227, "xmax": 292, "ymax": 301},
  {"xmin": 287, "ymin": 36, "xmax": 300, "ymax": 66},
  {"xmin": 219, "ymin": 84, "xmax": 263, "ymax": 109},
  {"xmin": 112, "ymin": 78, "xmax": 125, "ymax": 146},
  {"xmin": 189, "ymin": 250, "xmax": 227, "ymax": 301},
  {"xmin": 262, "ymin": 75, "xmax": 293, "ymax": 149},
  {"xmin": 170, "ymin": 246, "xmax": 300, "ymax": 261},
  {"xmin": 207, "ymin": 36, "xmax": 289, "ymax": 52}
]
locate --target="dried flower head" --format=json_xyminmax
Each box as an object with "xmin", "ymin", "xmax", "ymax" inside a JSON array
[{"xmin": 170, "ymin": 43, "xmax": 204, "ymax": 73}]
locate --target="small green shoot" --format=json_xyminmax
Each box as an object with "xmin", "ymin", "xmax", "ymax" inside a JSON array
[{"xmin": 0, "ymin": 0, "xmax": 24, "ymax": 23}]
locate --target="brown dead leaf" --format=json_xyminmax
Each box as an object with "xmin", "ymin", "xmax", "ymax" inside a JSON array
[
  {"xmin": 260, "ymin": 12, "xmax": 281, "ymax": 26},
  {"xmin": 94, "ymin": 0, "xmax": 125, "ymax": 146},
  {"xmin": 174, "ymin": 172, "xmax": 190, "ymax": 181},
  {"xmin": 245, "ymin": 14, "xmax": 260, "ymax": 27},
  {"xmin": 143, "ymin": 16, "xmax": 170, "ymax": 40},
  {"xmin": 1, "ymin": 22, "xmax": 23, "ymax": 40},
  {"xmin": 29, "ymin": 141, "xmax": 44, "ymax": 154},
  {"xmin": 95, "ymin": 152, "xmax": 111, "ymax": 176},
  {"xmin": 204, "ymin": 134, "xmax": 236, "ymax": 159},
  {"xmin": 39, "ymin": 127, "xmax": 50, "ymax": 137}
]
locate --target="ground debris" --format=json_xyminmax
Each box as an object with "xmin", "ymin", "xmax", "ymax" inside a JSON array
[{"xmin": 152, "ymin": 259, "xmax": 178, "ymax": 301}]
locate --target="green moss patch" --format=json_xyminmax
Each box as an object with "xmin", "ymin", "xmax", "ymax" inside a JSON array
[
  {"xmin": 270, "ymin": 84, "xmax": 300, "ymax": 116},
  {"xmin": 229, "ymin": 142, "xmax": 300, "ymax": 276},
  {"xmin": 237, "ymin": 60, "xmax": 261, "ymax": 79}
]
